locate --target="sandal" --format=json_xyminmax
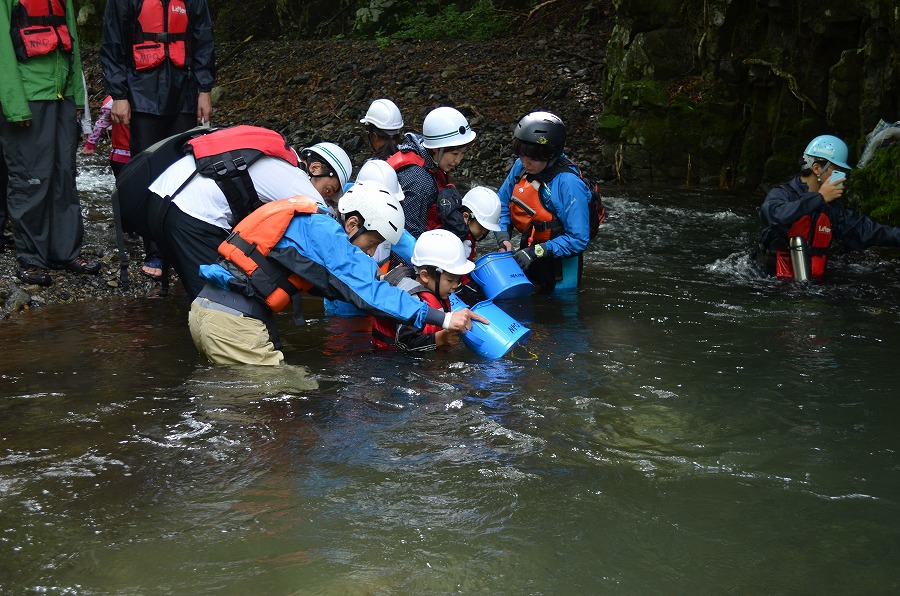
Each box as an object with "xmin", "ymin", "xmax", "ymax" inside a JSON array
[
  {"xmin": 63, "ymin": 255, "xmax": 101, "ymax": 275},
  {"xmin": 141, "ymin": 257, "xmax": 163, "ymax": 280}
]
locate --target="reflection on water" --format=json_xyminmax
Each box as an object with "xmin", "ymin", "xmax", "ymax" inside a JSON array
[{"xmin": 2, "ymin": 182, "xmax": 900, "ymax": 592}]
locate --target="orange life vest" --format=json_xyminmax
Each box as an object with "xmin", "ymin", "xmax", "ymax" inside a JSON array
[
  {"xmin": 10, "ymin": 0, "xmax": 73, "ymax": 61},
  {"xmin": 218, "ymin": 196, "xmax": 319, "ymax": 312},
  {"xmin": 510, "ymin": 175, "xmax": 564, "ymax": 243},
  {"xmin": 775, "ymin": 212, "xmax": 834, "ymax": 279},
  {"xmin": 133, "ymin": 0, "xmax": 189, "ymax": 71},
  {"xmin": 387, "ymin": 150, "xmax": 449, "ymax": 232}
]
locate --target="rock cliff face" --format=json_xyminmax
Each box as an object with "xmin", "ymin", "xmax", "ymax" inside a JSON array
[{"xmin": 598, "ymin": 0, "xmax": 899, "ymax": 188}]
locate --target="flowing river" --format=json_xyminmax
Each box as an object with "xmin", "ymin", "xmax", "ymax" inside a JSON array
[{"xmin": 1, "ymin": 160, "xmax": 899, "ymax": 593}]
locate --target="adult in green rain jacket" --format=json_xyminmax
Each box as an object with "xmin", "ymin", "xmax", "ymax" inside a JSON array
[{"xmin": 0, "ymin": 0, "xmax": 99, "ymax": 286}]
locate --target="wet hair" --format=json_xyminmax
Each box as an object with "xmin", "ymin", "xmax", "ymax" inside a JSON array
[{"xmin": 512, "ymin": 137, "xmax": 558, "ymax": 162}]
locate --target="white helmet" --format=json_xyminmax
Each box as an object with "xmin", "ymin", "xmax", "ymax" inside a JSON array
[
  {"xmin": 411, "ymin": 229, "xmax": 475, "ymax": 275},
  {"xmin": 303, "ymin": 142, "xmax": 353, "ymax": 188},
  {"xmin": 360, "ymin": 99, "xmax": 404, "ymax": 135},
  {"xmin": 461, "ymin": 186, "xmax": 501, "ymax": 231},
  {"xmin": 355, "ymin": 159, "xmax": 405, "ymax": 202},
  {"xmin": 422, "ymin": 107, "xmax": 477, "ymax": 149},
  {"xmin": 338, "ymin": 179, "xmax": 404, "ymax": 245}
]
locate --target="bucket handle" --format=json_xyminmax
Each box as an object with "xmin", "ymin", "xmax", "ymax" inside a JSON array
[{"xmin": 472, "ymin": 251, "xmax": 516, "ymax": 273}]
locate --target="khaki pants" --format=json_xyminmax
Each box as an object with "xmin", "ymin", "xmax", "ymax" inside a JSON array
[{"xmin": 189, "ymin": 299, "xmax": 284, "ymax": 366}]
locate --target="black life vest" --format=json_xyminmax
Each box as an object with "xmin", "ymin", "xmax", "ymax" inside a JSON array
[
  {"xmin": 387, "ymin": 150, "xmax": 449, "ymax": 232},
  {"xmin": 132, "ymin": 0, "xmax": 189, "ymax": 70},
  {"xmin": 10, "ymin": 0, "xmax": 73, "ymax": 61}
]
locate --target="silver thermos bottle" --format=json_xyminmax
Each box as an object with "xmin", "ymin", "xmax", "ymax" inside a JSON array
[{"xmin": 789, "ymin": 236, "xmax": 810, "ymax": 281}]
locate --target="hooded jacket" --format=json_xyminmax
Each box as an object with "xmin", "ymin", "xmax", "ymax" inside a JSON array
[{"xmin": 0, "ymin": 0, "xmax": 84, "ymax": 122}]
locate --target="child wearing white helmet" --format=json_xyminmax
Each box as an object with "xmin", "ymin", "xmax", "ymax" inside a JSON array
[
  {"xmin": 325, "ymin": 159, "xmax": 411, "ymax": 317},
  {"xmin": 429, "ymin": 185, "xmax": 503, "ymax": 293},
  {"xmin": 372, "ymin": 229, "xmax": 475, "ymax": 352},
  {"xmin": 386, "ymin": 106, "xmax": 477, "ymax": 251},
  {"xmin": 454, "ymin": 185, "xmax": 502, "ymax": 250},
  {"xmin": 360, "ymin": 98, "xmax": 405, "ymax": 160},
  {"xmin": 300, "ymin": 142, "xmax": 353, "ymax": 208},
  {"xmin": 190, "ymin": 181, "xmax": 488, "ymax": 365}
]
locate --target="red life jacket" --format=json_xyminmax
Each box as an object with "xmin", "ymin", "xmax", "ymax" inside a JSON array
[
  {"xmin": 217, "ymin": 196, "xmax": 320, "ymax": 312},
  {"xmin": 132, "ymin": 0, "xmax": 189, "ymax": 71},
  {"xmin": 372, "ymin": 279, "xmax": 446, "ymax": 350},
  {"xmin": 775, "ymin": 212, "xmax": 834, "ymax": 279},
  {"xmin": 178, "ymin": 125, "xmax": 299, "ymax": 224},
  {"xmin": 387, "ymin": 150, "xmax": 449, "ymax": 232},
  {"xmin": 187, "ymin": 125, "xmax": 298, "ymax": 166},
  {"xmin": 10, "ymin": 0, "xmax": 73, "ymax": 61}
]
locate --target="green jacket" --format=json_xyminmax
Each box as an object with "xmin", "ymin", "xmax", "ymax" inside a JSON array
[{"xmin": 0, "ymin": 0, "xmax": 84, "ymax": 123}]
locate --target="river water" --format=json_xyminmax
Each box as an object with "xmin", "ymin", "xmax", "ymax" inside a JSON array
[{"xmin": 1, "ymin": 162, "xmax": 899, "ymax": 593}]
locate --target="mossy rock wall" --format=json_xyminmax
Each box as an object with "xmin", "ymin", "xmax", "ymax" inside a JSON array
[{"xmin": 600, "ymin": 0, "xmax": 900, "ymax": 190}]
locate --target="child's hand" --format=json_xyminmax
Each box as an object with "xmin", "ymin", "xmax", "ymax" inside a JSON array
[{"xmin": 436, "ymin": 329, "xmax": 461, "ymax": 347}]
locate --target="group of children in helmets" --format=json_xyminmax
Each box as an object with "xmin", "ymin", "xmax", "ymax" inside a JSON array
[
  {"xmin": 181, "ymin": 100, "xmax": 595, "ymax": 364},
  {"xmin": 348, "ymin": 101, "xmax": 594, "ymax": 353}
]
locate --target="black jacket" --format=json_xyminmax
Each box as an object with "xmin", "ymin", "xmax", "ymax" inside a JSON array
[
  {"xmin": 759, "ymin": 175, "xmax": 900, "ymax": 252},
  {"xmin": 100, "ymin": 0, "xmax": 215, "ymax": 116}
]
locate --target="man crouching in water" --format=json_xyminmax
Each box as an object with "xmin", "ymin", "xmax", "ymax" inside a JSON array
[
  {"xmin": 756, "ymin": 134, "xmax": 900, "ymax": 280},
  {"xmin": 189, "ymin": 180, "xmax": 488, "ymax": 365}
]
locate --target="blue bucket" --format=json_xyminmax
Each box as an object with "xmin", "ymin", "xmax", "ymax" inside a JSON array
[
  {"xmin": 449, "ymin": 295, "xmax": 531, "ymax": 359},
  {"xmin": 470, "ymin": 251, "xmax": 534, "ymax": 300}
]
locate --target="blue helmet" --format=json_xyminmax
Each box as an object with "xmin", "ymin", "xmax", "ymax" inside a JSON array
[{"xmin": 803, "ymin": 135, "xmax": 852, "ymax": 170}]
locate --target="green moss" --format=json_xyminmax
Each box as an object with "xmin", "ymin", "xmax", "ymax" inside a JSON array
[
  {"xmin": 390, "ymin": 0, "xmax": 512, "ymax": 40},
  {"xmin": 848, "ymin": 144, "xmax": 900, "ymax": 224},
  {"xmin": 596, "ymin": 113, "xmax": 629, "ymax": 130}
]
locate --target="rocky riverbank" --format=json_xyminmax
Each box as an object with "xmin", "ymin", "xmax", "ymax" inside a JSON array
[{"xmin": 2, "ymin": 33, "xmax": 615, "ymax": 319}]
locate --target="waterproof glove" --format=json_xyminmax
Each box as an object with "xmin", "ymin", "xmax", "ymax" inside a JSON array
[{"xmin": 514, "ymin": 243, "xmax": 546, "ymax": 270}]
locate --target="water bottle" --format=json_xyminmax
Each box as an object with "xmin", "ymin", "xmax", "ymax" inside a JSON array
[{"xmin": 789, "ymin": 236, "xmax": 810, "ymax": 281}]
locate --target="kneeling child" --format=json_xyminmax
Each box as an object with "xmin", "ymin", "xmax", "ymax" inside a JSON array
[{"xmin": 373, "ymin": 229, "xmax": 474, "ymax": 351}]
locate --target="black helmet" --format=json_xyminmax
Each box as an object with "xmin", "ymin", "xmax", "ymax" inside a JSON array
[{"xmin": 515, "ymin": 111, "xmax": 565, "ymax": 151}]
